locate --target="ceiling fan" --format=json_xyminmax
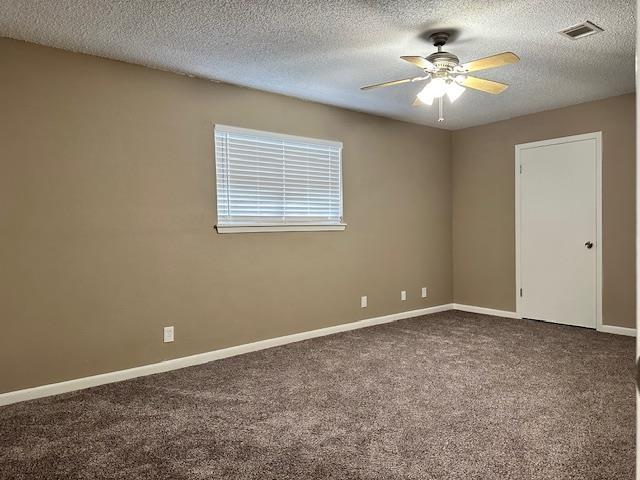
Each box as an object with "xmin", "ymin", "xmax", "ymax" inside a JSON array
[{"xmin": 360, "ymin": 32, "xmax": 519, "ymax": 123}]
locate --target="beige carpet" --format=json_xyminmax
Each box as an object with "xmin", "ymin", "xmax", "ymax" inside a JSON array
[{"xmin": 0, "ymin": 311, "xmax": 635, "ymax": 479}]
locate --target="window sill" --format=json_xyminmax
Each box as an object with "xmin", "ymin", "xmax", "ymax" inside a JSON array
[{"xmin": 215, "ymin": 224, "xmax": 347, "ymax": 234}]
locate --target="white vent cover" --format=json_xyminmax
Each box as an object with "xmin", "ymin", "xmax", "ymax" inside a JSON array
[{"xmin": 559, "ymin": 21, "xmax": 604, "ymax": 40}]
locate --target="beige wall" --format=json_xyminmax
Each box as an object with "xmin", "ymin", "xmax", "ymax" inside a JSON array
[
  {"xmin": 0, "ymin": 37, "xmax": 635, "ymax": 394},
  {"xmin": 452, "ymin": 94, "xmax": 636, "ymax": 328},
  {"xmin": 0, "ymin": 38, "xmax": 453, "ymax": 393}
]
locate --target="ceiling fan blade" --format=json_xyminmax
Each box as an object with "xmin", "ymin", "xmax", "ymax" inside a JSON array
[
  {"xmin": 400, "ymin": 56, "xmax": 437, "ymax": 72},
  {"xmin": 459, "ymin": 76, "xmax": 509, "ymax": 94},
  {"xmin": 360, "ymin": 76, "xmax": 428, "ymax": 91},
  {"xmin": 458, "ymin": 52, "xmax": 519, "ymax": 73}
]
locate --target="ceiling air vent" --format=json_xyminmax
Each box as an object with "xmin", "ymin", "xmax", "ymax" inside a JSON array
[{"xmin": 559, "ymin": 21, "xmax": 604, "ymax": 40}]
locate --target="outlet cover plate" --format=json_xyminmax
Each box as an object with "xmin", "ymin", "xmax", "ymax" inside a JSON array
[{"xmin": 163, "ymin": 326, "xmax": 174, "ymax": 343}]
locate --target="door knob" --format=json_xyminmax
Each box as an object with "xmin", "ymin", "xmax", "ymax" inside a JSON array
[{"xmin": 585, "ymin": 241, "xmax": 594, "ymax": 249}]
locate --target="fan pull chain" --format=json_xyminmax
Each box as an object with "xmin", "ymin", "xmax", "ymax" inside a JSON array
[{"xmin": 438, "ymin": 97, "xmax": 444, "ymax": 123}]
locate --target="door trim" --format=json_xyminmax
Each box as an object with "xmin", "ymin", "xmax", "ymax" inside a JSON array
[{"xmin": 515, "ymin": 131, "xmax": 603, "ymax": 330}]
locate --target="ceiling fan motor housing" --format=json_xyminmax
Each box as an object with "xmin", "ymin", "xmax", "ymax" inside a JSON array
[{"xmin": 426, "ymin": 52, "xmax": 460, "ymax": 71}]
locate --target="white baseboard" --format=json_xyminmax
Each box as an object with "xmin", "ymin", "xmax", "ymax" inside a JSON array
[
  {"xmin": 452, "ymin": 303, "xmax": 519, "ymax": 319},
  {"xmin": 453, "ymin": 303, "xmax": 636, "ymax": 337},
  {"xmin": 597, "ymin": 324, "xmax": 637, "ymax": 337},
  {"xmin": 3, "ymin": 301, "xmax": 632, "ymax": 406},
  {"xmin": 0, "ymin": 303, "xmax": 453, "ymax": 407}
]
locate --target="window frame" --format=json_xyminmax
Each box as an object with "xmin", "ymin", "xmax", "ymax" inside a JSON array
[{"xmin": 213, "ymin": 124, "xmax": 346, "ymax": 234}]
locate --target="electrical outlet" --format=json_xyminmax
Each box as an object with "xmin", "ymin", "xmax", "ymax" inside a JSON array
[
  {"xmin": 401, "ymin": 290, "xmax": 407, "ymax": 301},
  {"xmin": 163, "ymin": 326, "xmax": 174, "ymax": 343},
  {"xmin": 421, "ymin": 287, "xmax": 427, "ymax": 298},
  {"xmin": 361, "ymin": 296, "xmax": 368, "ymax": 308}
]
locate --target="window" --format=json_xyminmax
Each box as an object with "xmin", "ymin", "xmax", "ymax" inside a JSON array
[{"xmin": 214, "ymin": 125, "xmax": 345, "ymax": 233}]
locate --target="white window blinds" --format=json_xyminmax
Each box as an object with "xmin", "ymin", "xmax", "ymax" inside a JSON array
[{"xmin": 215, "ymin": 125, "xmax": 344, "ymax": 232}]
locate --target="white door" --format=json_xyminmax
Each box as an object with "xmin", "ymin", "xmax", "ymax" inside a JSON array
[{"xmin": 516, "ymin": 133, "xmax": 601, "ymax": 329}]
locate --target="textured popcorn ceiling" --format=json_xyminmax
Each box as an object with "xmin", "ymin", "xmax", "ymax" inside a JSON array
[{"xmin": 0, "ymin": 1, "xmax": 635, "ymax": 129}]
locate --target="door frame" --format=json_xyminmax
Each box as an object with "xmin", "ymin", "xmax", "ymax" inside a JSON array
[{"xmin": 515, "ymin": 131, "xmax": 603, "ymax": 330}]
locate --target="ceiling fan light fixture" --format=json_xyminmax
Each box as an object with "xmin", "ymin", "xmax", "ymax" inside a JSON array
[
  {"xmin": 446, "ymin": 82, "xmax": 466, "ymax": 103},
  {"xmin": 430, "ymin": 77, "xmax": 448, "ymax": 98},
  {"xmin": 416, "ymin": 86, "xmax": 435, "ymax": 105}
]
